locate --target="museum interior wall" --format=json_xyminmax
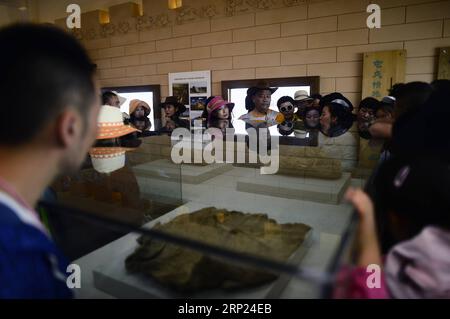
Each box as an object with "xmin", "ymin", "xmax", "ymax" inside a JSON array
[{"xmin": 2, "ymin": 1, "xmax": 449, "ymax": 298}]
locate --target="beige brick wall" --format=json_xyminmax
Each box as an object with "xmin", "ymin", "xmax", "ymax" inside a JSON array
[{"xmin": 85, "ymin": 0, "xmax": 450, "ymax": 107}]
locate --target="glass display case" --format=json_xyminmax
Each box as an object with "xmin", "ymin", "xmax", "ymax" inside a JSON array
[
  {"xmin": 36, "ymin": 79, "xmax": 370, "ymax": 299},
  {"xmin": 39, "ymin": 129, "xmax": 367, "ymax": 299}
]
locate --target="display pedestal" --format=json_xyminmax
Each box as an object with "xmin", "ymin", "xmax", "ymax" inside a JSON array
[
  {"xmin": 92, "ymin": 203, "xmax": 313, "ymax": 299},
  {"xmin": 237, "ymin": 173, "xmax": 351, "ymax": 204},
  {"xmin": 133, "ymin": 159, "xmax": 232, "ymax": 202}
]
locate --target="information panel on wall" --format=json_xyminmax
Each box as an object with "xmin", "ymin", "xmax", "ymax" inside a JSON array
[{"xmin": 168, "ymin": 70, "xmax": 212, "ymax": 125}]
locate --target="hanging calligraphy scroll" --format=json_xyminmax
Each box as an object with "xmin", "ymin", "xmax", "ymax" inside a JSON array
[
  {"xmin": 362, "ymin": 50, "xmax": 406, "ymax": 99},
  {"xmin": 359, "ymin": 50, "xmax": 406, "ymax": 170}
]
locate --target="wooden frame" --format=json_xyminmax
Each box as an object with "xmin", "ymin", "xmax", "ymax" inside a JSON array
[{"xmin": 101, "ymin": 85, "xmax": 162, "ymax": 130}]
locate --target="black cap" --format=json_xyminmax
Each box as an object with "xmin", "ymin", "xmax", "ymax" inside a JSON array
[{"xmin": 374, "ymin": 156, "xmax": 450, "ymax": 228}]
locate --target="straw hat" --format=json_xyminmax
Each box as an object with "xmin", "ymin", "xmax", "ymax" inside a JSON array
[
  {"xmin": 129, "ymin": 99, "xmax": 151, "ymax": 117},
  {"xmin": 97, "ymin": 105, "xmax": 139, "ymax": 139},
  {"xmin": 294, "ymin": 90, "xmax": 312, "ymax": 102}
]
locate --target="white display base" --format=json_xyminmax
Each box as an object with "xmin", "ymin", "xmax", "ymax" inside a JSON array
[
  {"xmin": 237, "ymin": 173, "xmax": 352, "ymax": 205},
  {"xmin": 92, "ymin": 202, "xmax": 313, "ymax": 299},
  {"xmin": 133, "ymin": 160, "xmax": 232, "ymax": 201}
]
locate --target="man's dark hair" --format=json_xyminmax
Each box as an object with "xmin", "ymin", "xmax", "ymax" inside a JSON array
[
  {"xmin": 0, "ymin": 23, "xmax": 97, "ymax": 145},
  {"xmin": 102, "ymin": 91, "xmax": 118, "ymax": 105},
  {"xmin": 359, "ymin": 97, "xmax": 379, "ymax": 112}
]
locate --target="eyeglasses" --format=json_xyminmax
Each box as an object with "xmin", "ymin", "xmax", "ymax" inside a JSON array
[{"xmin": 279, "ymin": 104, "xmax": 294, "ymax": 113}]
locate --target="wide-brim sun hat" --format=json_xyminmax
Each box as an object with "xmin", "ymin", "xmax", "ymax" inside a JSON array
[
  {"xmin": 159, "ymin": 96, "xmax": 187, "ymax": 114},
  {"xmin": 321, "ymin": 92, "xmax": 354, "ymax": 112},
  {"xmin": 205, "ymin": 96, "xmax": 234, "ymax": 119},
  {"xmin": 129, "ymin": 99, "xmax": 151, "ymax": 116},
  {"xmin": 294, "ymin": 90, "xmax": 313, "ymax": 102},
  {"xmin": 89, "ymin": 147, "xmax": 127, "ymax": 174},
  {"xmin": 97, "ymin": 105, "xmax": 139, "ymax": 139},
  {"xmin": 247, "ymin": 80, "xmax": 278, "ymax": 97}
]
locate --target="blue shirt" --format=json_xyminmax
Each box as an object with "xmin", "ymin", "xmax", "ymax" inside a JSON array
[{"xmin": 0, "ymin": 198, "xmax": 73, "ymax": 299}]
